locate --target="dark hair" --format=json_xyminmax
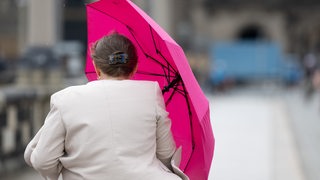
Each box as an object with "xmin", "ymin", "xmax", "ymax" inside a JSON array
[{"xmin": 91, "ymin": 32, "xmax": 138, "ymax": 78}]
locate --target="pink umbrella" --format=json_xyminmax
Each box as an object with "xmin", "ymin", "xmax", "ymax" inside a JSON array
[{"xmin": 85, "ymin": 0, "xmax": 214, "ymax": 179}]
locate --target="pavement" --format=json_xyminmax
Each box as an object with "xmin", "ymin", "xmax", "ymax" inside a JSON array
[
  {"xmin": 208, "ymin": 86, "xmax": 307, "ymax": 180},
  {"xmin": 1, "ymin": 166, "xmax": 43, "ymax": 180},
  {"xmin": 283, "ymin": 88, "xmax": 320, "ymax": 180},
  {"xmin": 2, "ymin": 85, "xmax": 319, "ymax": 180}
]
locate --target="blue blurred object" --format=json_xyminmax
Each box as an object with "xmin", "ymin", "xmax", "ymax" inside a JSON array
[{"xmin": 209, "ymin": 41, "xmax": 303, "ymax": 85}]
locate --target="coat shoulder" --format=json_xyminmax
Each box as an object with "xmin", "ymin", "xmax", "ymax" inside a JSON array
[{"xmin": 50, "ymin": 85, "xmax": 86, "ymax": 102}]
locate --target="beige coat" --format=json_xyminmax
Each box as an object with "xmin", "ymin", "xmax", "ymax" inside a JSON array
[{"xmin": 24, "ymin": 80, "xmax": 187, "ymax": 180}]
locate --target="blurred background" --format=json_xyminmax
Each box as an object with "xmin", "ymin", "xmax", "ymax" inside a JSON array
[{"xmin": 0, "ymin": 0, "xmax": 320, "ymax": 179}]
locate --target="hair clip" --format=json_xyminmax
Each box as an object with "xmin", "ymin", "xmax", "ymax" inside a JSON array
[{"xmin": 108, "ymin": 52, "xmax": 128, "ymax": 65}]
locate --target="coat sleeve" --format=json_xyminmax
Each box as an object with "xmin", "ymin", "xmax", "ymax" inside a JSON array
[
  {"xmin": 24, "ymin": 94, "xmax": 65, "ymax": 180},
  {"xmin": 155, "ymin": 83, "xmax": 176, "ymax": 170}
]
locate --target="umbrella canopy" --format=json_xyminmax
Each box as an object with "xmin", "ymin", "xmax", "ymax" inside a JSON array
[{"xmin": 85, "ymin": 0, "xmax": 214, "ymax": 179}]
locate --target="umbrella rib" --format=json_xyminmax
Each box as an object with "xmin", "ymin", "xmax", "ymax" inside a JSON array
[
  {"xmin": 164, "ymin": 80, "xmax": 194, "ymax": 153},
  {"xmin": 88, "ymin": 5, "xmax": 128, "ymax": 27},
  {"xmin": 181, "ymin": 81, "xmax": 192, "ymax": 127},
  {"xmin": 167, "ymin": 62, "xmax": 174, "ymax": 83},
  {"xmin": 149, "ymin": 26, "xmax": 177, "ymax": 74},
  {"xmin": 145, "ymin": 54, "xmax": 176, "ymax": 74},
  {"xmin": 126, "ymin": 27, "xmax": 176, "ymax": 76},
  {"xmin": 170, "ymin": 80, "xmax": 186, "ymax": 95},
  {"xmin": 174, "ymin": 87, "xmax": 186, "ymax": 96},
  {"xmin": 136, "ymin": 70, "xmax": 175, "ymax": 78},
  {"xmin": 175, "ymin": 81, "xmax": 195, "ymax": 171},
  {"xmin": 165, "ymin": 86, "xmax": 178, "ymax": 105},
  {"xmin": 126, "ymin": 26, "xmax": 148, "ymax": 58},
  {"xmin": 162, "ymin": 66, "xmax": 171, "ymax": 83},
  {"xmin": 180, "ymin": 80, "xmax": 195, "ymax": 169}
]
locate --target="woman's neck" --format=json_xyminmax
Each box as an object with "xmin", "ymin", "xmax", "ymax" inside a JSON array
[{"xmin": 99, "ymin": 74, "xmax": 129, "ymax": 80}]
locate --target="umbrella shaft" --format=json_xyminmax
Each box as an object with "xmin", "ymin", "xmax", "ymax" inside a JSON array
[{"xmin": 162, "ymin": 74, "xmax": 181, "ymax": 94}]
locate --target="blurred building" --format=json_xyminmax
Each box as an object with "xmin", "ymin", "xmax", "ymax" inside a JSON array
[
  {"xmin": 1, "ymin": 0, "xmax": 319, "ymax": 89},
  {"xmin": 0, "ymin": 0, "xmax": 81, "ymax": 59},
  {"xmin": 2, "ymin": 0, "xmax": 320, "ymax": 57},
  {"xmin": 178, "ymin": 0, "xmax": 320, "ymax": 57},
  {"xmin": 168, "ymin": 0, "xmax": 320, "ymax": 86}
]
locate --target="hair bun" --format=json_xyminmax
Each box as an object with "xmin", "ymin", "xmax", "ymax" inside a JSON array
[{"xmin": 108, "ymin": 51, "xmax": 128, "ymax": 65}]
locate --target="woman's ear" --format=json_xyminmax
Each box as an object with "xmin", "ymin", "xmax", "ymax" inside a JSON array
[
  {"xmin": 130, "ymin": 64, "xmax": 138, "ymax": 78},
  {"xmin": 92, "ymin": 61, "xmax": 101, "ymax": 79}
]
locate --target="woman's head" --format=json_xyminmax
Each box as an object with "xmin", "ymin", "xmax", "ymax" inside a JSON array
[{"xmin": 91, "ymin": 32, "xmax": 138, "ymax": 79}]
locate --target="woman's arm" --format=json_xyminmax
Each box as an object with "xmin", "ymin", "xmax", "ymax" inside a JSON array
[
  {"xmin": 155, "ymin": 83, "xmax": 176, "ymax": 169},
  {"xmin": 24, "ymin": 126, "xmax": 43, "ymax": 167},
  {"xmin": 24, "ymin": 94, "xmax": 65, "ymax": 180}
]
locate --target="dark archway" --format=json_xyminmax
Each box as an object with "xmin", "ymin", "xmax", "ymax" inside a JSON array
[{"xmin": 237, "ymin": 24, "xmax": 265, "ymax": 41}]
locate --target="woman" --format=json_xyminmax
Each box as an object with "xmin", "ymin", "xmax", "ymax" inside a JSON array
[{"xmin": 24, "ymin": 33, "xmax": 187, "ymax": 180}]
